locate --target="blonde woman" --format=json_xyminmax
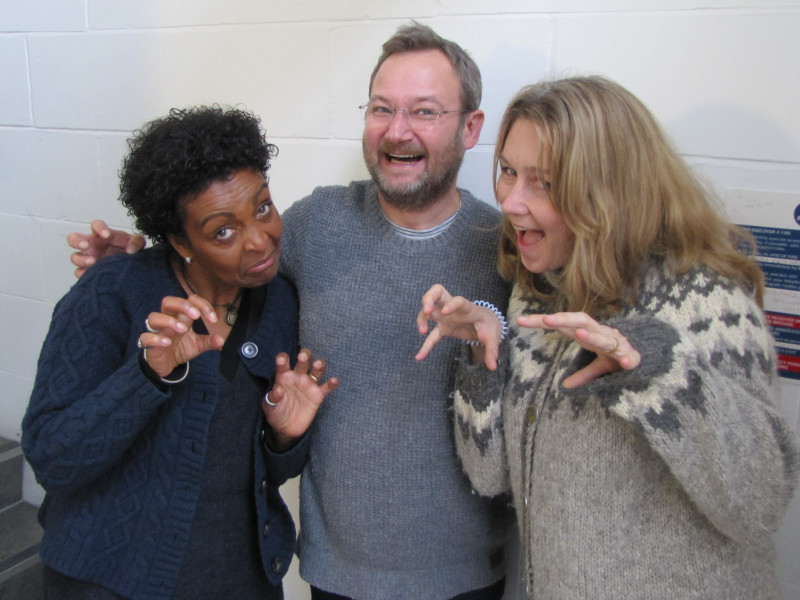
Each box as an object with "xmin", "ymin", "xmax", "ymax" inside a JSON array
[{"xmin": 417, "ymin": 76, "xmax": 799, "ymax": 599}]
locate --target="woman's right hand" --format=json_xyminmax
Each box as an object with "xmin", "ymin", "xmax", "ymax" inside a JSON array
[
  {"xmin": 68, "ymin": 219, "xmax": 146, "ymax": 278},
  {"xmin": 137, "ymin": 295, "xmax": 224, "ymax": 378},
  {"xmin": 263, "ymin": 350, "xmax": 339, "ymax": 450},
  {"xmin": 415, "ymin": 284, "xmax": 504, "ymax": 370}
]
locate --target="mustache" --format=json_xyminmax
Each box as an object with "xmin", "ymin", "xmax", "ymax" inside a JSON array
[{"xmin": 378, "ymin": 142, "xmax": 427, "ymax": 157}]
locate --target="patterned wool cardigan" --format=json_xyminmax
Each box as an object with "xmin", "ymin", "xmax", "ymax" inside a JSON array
[{"xmin": 454, "ymin": 259, "xmax": 799, "ymax": 600}]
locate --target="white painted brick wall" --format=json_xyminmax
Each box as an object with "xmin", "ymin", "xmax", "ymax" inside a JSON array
[{"xmin": 2, "ymin": 2, "xmax": 798, "ymax": 598}]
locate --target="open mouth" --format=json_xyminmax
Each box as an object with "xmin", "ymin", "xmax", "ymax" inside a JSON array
[
  {"xmin": 515, "ymin": 227, "xmax": 544, "ymax": 247},
  {"xmin": 386, "ymin": 153, "xmax": 424, "ymax": 164}
]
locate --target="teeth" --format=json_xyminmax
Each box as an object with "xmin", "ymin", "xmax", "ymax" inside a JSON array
[{"xmin": 388, "ymin": 154, "xmax": 422, "ymax": 163}]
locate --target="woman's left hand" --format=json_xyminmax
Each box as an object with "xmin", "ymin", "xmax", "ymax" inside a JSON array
[
  {"xmin": 518, "ymin": 312, "xmax": 641, "ymax": 388},
  {"xmin": 263, "ymin": 349, "xmax": 339, "ymax": 450}
]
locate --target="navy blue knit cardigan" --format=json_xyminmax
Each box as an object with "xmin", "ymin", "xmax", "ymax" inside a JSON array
[{"xmin": 22, "ymin": 244, "xmax": 303, "ymax": 599}]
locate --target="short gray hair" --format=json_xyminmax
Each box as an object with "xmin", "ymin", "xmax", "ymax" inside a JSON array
[{"xmin": 368, "ymin": 21, "xmax": 482, "ymax": 111}]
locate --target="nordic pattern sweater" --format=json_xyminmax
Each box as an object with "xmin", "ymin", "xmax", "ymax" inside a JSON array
[{"xmin": 454, "ymin": 259, "xmax": 800, "ymax": 599}]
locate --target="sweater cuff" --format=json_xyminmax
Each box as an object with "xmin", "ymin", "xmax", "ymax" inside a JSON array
[
  {"xmin": 138, "ymin": 350, "xmax": 189, "ymax": 390},
  {"xmin": 263, "ymin": 427, "xmax": 310, "ymax": 484},
  {"xmin": 565, "ymin": 316, "xmax": 679, "ymax": 405},
  {"xmin": 454, "ymin": 343, "xmax": 507, "ymax": 412}
]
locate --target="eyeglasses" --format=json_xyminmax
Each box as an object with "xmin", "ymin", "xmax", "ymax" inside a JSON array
[{"xmin": 359, "ymin": 102, "xmax": 469, "ymax": 128}]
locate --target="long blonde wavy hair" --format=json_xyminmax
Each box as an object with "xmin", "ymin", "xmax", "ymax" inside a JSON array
[{"xmin": 495, "ymin": 76, "xmax": 764, "ymax": 317}]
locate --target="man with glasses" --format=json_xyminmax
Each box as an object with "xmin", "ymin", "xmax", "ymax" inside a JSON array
[{"xmin": 68, "ymin": 22, "xmax": 512, "ymax": 600}]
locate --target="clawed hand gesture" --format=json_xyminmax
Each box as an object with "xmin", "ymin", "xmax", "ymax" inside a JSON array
[
  {"xmin": 416, "ymin": 284, "xmax": 641, "ymax": 387},
  {"xmin": 264, "ymin": 350, "xmax": 339, "ymax": 449},
  {"xmin": 138, "ymin": 294, "xmax": 338, "ymax": 450},
  {"xmin": 138, "ymin": 294, "xmax": 225, "ymax": 377},
  {"xmin": 516, "ymin": 312, "xmax": 640, "ymax": 388},
  {"xmin": 416, "ymin": 284, "xmax": 505, "ymax": 370},
  {"xmin": 68, "ymin": 219, "xmax": 145, "ymax": 278}
]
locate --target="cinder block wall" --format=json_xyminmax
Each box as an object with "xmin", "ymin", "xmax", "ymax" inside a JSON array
[{"xmin": 2, "ymin": 2, "xmax": 798, "ymax": 598}]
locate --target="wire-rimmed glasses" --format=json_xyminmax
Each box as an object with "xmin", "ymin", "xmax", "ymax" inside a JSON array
[{"xmin": 359, "ymin": 102, "xmax": 469, "ymax": 129}]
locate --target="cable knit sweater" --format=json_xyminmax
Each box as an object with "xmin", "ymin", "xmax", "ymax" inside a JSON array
[
  {"xmin": 454, "ymin": 259, "xmax": 799, "ymax": 599},
  {"xmin": 280, "ymin": 181, "xmax": 514, "ymax": 600},
  {"xmin": 22, "ymin": 245, "xmax": 305, "ymax": 600}
]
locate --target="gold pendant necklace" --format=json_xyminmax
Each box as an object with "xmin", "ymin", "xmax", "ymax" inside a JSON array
[
  {"xmin": 179, "ymin": 258, "xmax": 243, "ymax": 327},
  {"xmin": 223, "ymin": 303, "xmax": 240, "ymax": 327}
]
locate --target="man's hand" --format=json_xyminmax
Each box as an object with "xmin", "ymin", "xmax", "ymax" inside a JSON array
[{"xmin": 68, "ymin": 219, "xmax": 146, "ymax": 278}]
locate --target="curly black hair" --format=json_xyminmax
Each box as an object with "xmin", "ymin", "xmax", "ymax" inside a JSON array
[{"xmin": 119, "ymin": 105, "xmax": 278, "ymax": 245}]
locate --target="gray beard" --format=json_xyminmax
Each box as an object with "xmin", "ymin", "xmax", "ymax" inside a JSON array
[
  {"xmin": 364, "ymin": 133, "xmax": 465, "ymax": 211},
  {"xmin": 368, "ymin": 162, "xmax": 460, "ymax": 211}
]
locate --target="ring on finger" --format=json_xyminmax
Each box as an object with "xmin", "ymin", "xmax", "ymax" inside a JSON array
[
  {"xmin": 264, "ymin": 391, "xmax": 278, "ymax": 407},
  {"xmin": 145, "ymin": 318, "xmax": 157, "ymax": 333},
  {"xmin": 137, "ymin": 339, "xmax": 152, "ymax": 350},
  {"xmin": 308, "ymin": 373, "xmax": 319, "ymax": 383},
  {"xmin": 607, "ymin": 337, "xmax": 620, "ymax": 354}
]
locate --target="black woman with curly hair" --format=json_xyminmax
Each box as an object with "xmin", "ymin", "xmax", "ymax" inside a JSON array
[{"xmin": 22, "ymin": 105, "xmax": 338, "ymax": 600}]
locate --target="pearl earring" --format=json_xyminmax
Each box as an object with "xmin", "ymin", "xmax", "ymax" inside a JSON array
[{"xmin": 184, "ymin": 256, "xmax": 192, "ymax": 264}]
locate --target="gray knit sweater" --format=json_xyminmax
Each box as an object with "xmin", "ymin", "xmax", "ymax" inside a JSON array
[
  {"xmin": 454, "ymin": 259, "xmax": 799, "ymax": 599},
  {"xmin": 280, "ymin": 181, "xmax": 514, "ymax": 600}
]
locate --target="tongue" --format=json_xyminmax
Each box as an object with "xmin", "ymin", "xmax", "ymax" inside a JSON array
[{"xmin": 522, "ymin": 230, "xmax": 543, "ymax": 245}]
